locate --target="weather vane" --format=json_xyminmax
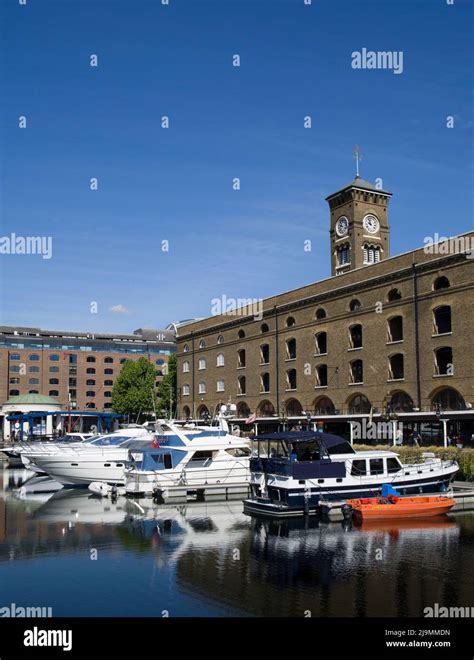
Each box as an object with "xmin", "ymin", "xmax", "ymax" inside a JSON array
[{"xmin": 353, "ymin": 144, "xmax": 363, "ymax": 177}]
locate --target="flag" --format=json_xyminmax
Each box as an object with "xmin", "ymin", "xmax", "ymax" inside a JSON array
[
  {"xmin": 152, "ymin": 436, "xmax": 159, "ymax": 448},
  {"xmin": 245, "ymin": 413, "xmax": 257, "ymax": 425}
]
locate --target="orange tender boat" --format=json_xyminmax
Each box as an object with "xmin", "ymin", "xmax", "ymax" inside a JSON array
[{"xmin": 347, "ymin": 495, "xmax": 455, "ymax": 521}]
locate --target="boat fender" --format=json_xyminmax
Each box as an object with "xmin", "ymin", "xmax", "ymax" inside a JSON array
[{"xmin": 341, "ymin": 503, "xmax": 353, "ymax": 520}]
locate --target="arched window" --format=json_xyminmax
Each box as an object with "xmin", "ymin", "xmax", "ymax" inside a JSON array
[
  {"xmin": 435, "ymin": 347, "xmax": 453, "ymax": 376},
  {"xmin": 349, "ymin": 299, "xmax": 361, "ymax": 312},
  {"xmin": 258, "ymin": 400, "xmax": 275, "ymax": 416},
  {"xmin": 49, "ymin": 366, "xmax": 59, "ymax": 373},
  {"xmin": 199, "ymin": 339, "xmax": 206, "ymax": 349},
  {"xmin": 314, "ymin": 396, "xmax": 335, "ymax": 415},
  {"xmin": 198, "ymin": 358, "xmax": 206, "ymax": 370},
  {"xmin": 104, "ymin": 380, "xmax": 113, "ymax": 386},
  {"xmin": 238, "ymin": 329, "xmax": 246, "ymax": 339},
  {"xmin": 433, "ymin": 306, "xmax": 452, "ymax": 335},
  {"xmin": 363, "ymin": 244, "xmax": 381, "ymax": 264},
  {"xmin": 349, "ymin": 324, "xmax": 363, "ymax": 349},
  {"xmin": 260, "ymin": 373, "xmax": 270, "ymax": 393},
  {"xmin": 431, "ymin": 387, "xmax": 464, "ymax": 411},
  {"xmin": 315, "ymin": 332, "xmax": 327, "ymax": 355},
  {"xmin": 49, "ymin": 354, "xmax": 60, "ymax": 361},
  {"xmin": 315, "ymin": 364, "xmax": 328, "ymax": 387},
  {"xmin": 28, "ymin": 390, "xmax": 39, "ymax": 394},
  {"xmin": 217, "ymin": 335, "xmax": 224, "ymax": 344},
  {"xmin": 198, "ymin": 382, "xmax": 206, "ymax": 394},
  {"xmin": 433, "ymin": 276, "xmax": 450, "ymax": 290},
  {"xmin": 86, "ymin": 368, "xmax": 96, "ymax": 374},
  {"xmin": 237, "ymin": 402, "xmax": 251, "ymax": 418},
  {"xmin": 104, "ymin": 403, "xmax": 112, "ymax": 409},
  {"xmin": 28, "ymin": 354, "xmax": 40, "ymax": 361},
  {"xmin": 260, "ymin": 344, "xmax": 270, "ymax": 364},
  {"xmin": 49, "ymin": 378, "xmax": 59, "ymax": 385},
  {"xmin": 216, "ymin": 379, "xmax": 225, "ymax": 392},
  {"xmin": 286, "ymin": 338, "xmax": 296, "ymax": 360},
  {"xmin": 286, "ymin": 398, "xmax": 302, "ymax": 416},
  {"xmin": 348, "ymin": 394, "xmax": 371, "ymax": 414},
  {"xmin": 49, "ymin": 390, "xmax": 59, "ymax": 396},
  {"xmin": 86, "ymin": 356, "xmax": 96, "ymax": 363},
  {"xmin": 237, "ymin": 349, "xmax": 245, "ymax": 368},
  {"xmin": 350, "ymin": 360, "xmax": 363, "ymax": 384},
  {"xmin": 9, "ymin": 378, "xmax": 20, "ymax": 384},
  {"xmin": 261, "ymin": 323, "xmax": 269, "ymax": 333},
  {"xmin": 197, "ymin": 405, "xmax": 209, "ymax": 419},
  {"xmin": 182, "ymin": 406, "xmax": 191, "ymax": 419},
  {"xmin": 389, "ymin": 391, "xmax": 414, "ymax": 412},
  {"xmin": 10, "ymin": 353, "xmax": 20, "ymax": 361},
  {"xmin": 337, "ymin": 244, "xmax": 351, "ymax": 266},
  {"xmin": 315, "ymin": 308, "xmax": 326, "ymax": 320},
  {"xmin": 388, "ymin": 316, "xmax": 403, "ymax": 342},
  {"xmin": 182, "ymin": 360, "xmax": 190, "ymax": 373},
  {"xmin": 29, "ymin": 378, "xmax": 39, "ymax": 385},
  {"xmin": 389, "ymin": 354, "xmax": 404, "ymax": 380},
  {"xmin": 286, "ymin": 316, "xmax": 296, "ymax": 328},
  {"xmin": 86, "ymin": 402, "xmax": 96, "ymax": 409},
  {"xmin": 216, "ymin": 353, "xmax": 225, "ymax": 367},
  {"xmin": 104, "ymin": 357, "xmax": 114, "ymax": 363},
  {"xmin": 86, "ymin": 379, "xmax": 96, "ymax": 386},
  {"xmin": 29, "ymin": 366, "xmax": 39, "ymax": 373},
  {"xmin": 104, "ymin": 368, "xmax": 113, "ymax": 375},
  {"xmin": 182, "ymin": 384, "xmax": 190, "ymax": 396},
  {"xmin": 388, "ymin": 288, "xmax": 402, "ymax": 301},
  {"xmin": 156, "ymin": 359, "xmax": 164, "ymax": 365},
  {"xmin": 183, "ymin": 344, "xmax": 189, "ymax": 353},
  {"xmin": 9, "ymin": 389, "xmax": 20, "ymax": 396},
  {"xmin": 86, "ymin": 391, "xmax": 95, "ymax": 397},
  {"xmin": 286, "ymin": 369, "xmax": 297, "ymax": 390},
  {"xmin": 238, "ymin": 376, "xmax": 246, "ymax": 395}
]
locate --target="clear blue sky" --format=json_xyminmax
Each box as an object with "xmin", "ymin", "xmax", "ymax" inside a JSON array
[{"xmin": 1, "ymin": 0, "xmax": 472, "ymax": 333}]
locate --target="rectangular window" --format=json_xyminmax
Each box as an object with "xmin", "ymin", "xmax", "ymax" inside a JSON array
[
  {"xmin": 386, "ymin": 457, "xmax": 401, "ymax": 473},
  {"xmin": 369, "ymin": 458, "xmax": 384, "ymax": 475},
  {"xmin": 216, "ymin": 380, "xmax": 225, "ymax": 392},
  {"xmin": 351, "ymin": 460, "xmax": 367, "ymax": 476}
]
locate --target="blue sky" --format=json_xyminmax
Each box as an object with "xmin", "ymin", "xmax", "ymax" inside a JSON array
[{"xmin": 1, "ymin": 0, "xmax": 472, "ymax": 332}]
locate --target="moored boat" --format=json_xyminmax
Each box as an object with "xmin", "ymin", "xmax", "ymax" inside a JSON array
[{"xmin": 347, "ymin": 495, "xmax": 456, "ymax": 521}]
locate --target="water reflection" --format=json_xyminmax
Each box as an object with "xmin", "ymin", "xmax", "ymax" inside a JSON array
[{"xmin": 1, "ymin": 463, "xmax": 473, "ymax": 617}]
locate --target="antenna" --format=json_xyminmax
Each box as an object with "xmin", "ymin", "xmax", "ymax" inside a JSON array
[{"xmin": 353, "ymin": 144, "xmax": 363, "ymax": 177}]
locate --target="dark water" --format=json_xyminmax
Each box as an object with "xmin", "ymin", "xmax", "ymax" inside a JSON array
[{"xmin": 1, "ymin": 463, "xmax": 473, "ymax": 617}]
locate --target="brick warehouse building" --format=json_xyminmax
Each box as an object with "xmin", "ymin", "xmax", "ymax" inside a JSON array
[
  {"xmin": 176, "ymin": 175, "xmax": 474, "ymax": 444},
  {"xmin": 0, "ymin": 325, "xmax": 176, "ymax": 415}
]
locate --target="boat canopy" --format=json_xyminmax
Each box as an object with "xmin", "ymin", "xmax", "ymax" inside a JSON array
[{"xmin": 253, "ymin": 431, "xmax": 355, "ymax": 455}]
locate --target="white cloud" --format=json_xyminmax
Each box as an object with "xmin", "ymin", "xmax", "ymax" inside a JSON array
[{"xmin": 109, "ymin": 304, "xmax": 129, "ymax": 314}]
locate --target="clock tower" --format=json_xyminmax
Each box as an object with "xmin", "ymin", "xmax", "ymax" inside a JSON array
[{"xmin": 326, "ymin": 166, "xmax": 392, "ymax": 276}]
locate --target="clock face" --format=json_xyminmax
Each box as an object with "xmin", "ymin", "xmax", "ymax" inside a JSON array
[
  {"xmin": 363, "ymin": 214, "xmax": 380, "ymax": 234},
  {"xmin": 336, "ymin": 216, "xmax": 349, "ymax": 237}
]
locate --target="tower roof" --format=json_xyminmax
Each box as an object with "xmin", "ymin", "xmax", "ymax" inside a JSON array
[{"xmin": 325, "ymin": 175, "xmax": 392, "ymax": 200}]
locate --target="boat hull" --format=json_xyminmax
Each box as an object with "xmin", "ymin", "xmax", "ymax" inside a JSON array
[{"xmin": 348, "ymin": 495, "xmax": 456, "ymax": 521}]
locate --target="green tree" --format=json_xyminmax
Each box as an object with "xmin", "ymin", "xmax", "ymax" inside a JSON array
[
  {"xmin": 111, "ymin": 357, "xmax": 157, "ymax": 421},
  {"xmin": 156, "ymin": 353, "xmax": 177, "ymax": 418}
]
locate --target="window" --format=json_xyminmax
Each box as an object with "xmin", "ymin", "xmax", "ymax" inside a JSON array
[
  {"xmin": 349, "ymin": 394, "xmax": 371, "ymax": 414},
  {"xmin": 182, "ymin": 405, "xmax": 191, "ymax": 418},
  {"xmin": 104, "ymin": 403, "xmax": 112, "ymax": 409},
  {"xmin": 9, "ymin": 389, "xmax": 20, "ymax": 396},
  {"xmin": 217, "ymin": 353, "xmax": 225, "ymax": 367},
  {"xmin": 49, "ymin": 354, "xmax": 60, "ymax": 361},
  {"xmin": 28, "ymin": 354, "xmax": 40, "ymax": 361},
  {"xmin": 388, "ymin": 288, "xmax": 402, "ymax": 301},
  {"xmin": 49, "ymin": 390, "xmax": 59, "ymax": 396},
  {"xmin": 182, "ymin": 360, "xmax": 190, "ymax": 373},
  {"xmin": 286, "ymin": 338, "xmax": 296, "ymax": 360},
  {"xmin": 9, "ymin": 378, "xmax": 20, "ymax": 384},
  {"xmin": 315, "ymin": 332, "xmax": 327, "ymax": 355},
  {"xmin": 435, "ymin": 347, "xmax": 453, "ymax": 376},
  {"xmin": 363, "ymin": 244, "xmax": 381, "ymax": 264},
  {"xmin": 10, "ymin": 353, "xmax": 20, "ymax": 361},
  {"xmin": 29, "ymin": 390, "xmax": 39, "ymax": 394},
  {"xmin": 49, "ymin": 378, "xmax": 59, "ymax": 385},
  {"xmin": 433, "ymin": 276, "xmax": 450, "ymax": 290},
  {"xmin": 69, "ymin": 366, "xmax": 77, "ymax": 375},
  {"xmin": 120, "ymin": 358, "xmax": 127, "ymax": 364},
  {"xmin": 370, "ymin": 459, "xmax": 384, "ymax": 476},
  {"xmin": 10, "ymin": 365, "xmax": 20, "ymax": 373},
  {"xmin": 286, "ymin": 399, "xmax": 303, "ymax": 416},
  {"xmin": 315, "ymin": 365, "xmax": 328, "ymax": 387},
  {"xmin": 238, "ymin": 330, "xmax": 245, "ymax": 339},
  {"xmin": 86, "ymin": 391, "xmax": 95, "ymax": 397},
  {"xmin": 86, "ymin": 368, "xmax": 96, "ymax": 374},
  {"xmin": 217, "ymin": 335, "xmax": 224, "ymax": 344},
  {"xmin": 286, "ymin": 316, "xmax": 296, "ymax": 328},
  {"xmin": 50, "ymin": 366, "xmax": 60, "ymax": 373},
  {"xmin": 351, "ymin": 460, "xmax": 367, "ymax": 476},
  {"xmin": 258, "ymin": 400, "xmax": 275, "ymax": 416},
  {"xmin": 260, "ymin": 344, "xmax": 270, "ymax": 364},
  {"xmin": 69, "ymin": 389, "xmax": 77, "ymax": 398},
  {"xmin": 29, "ymin": 378, "xmax": 39, "ymax": 384},
  {"xmin": 337, "ymin": 245, "xmax": 350, "ymax": 266},
  {"xmin": 389, "ymin": 354, "xmax": 404, "ymax": 380},
  {"xmin": 182, "ymin": 384, "xmax": 190, "ymax": 396},
  {"xmin": 86, "ymin": 379, "xmax": 96, "ymax": 386},
  {"xmin": 189, "ymin": 450, "xmax": 214, "ymax": 467},
  {"xmin": 387, "ymin": 457, "xmax": 402, "ymax": 473},
  {"xmin": 104, "ymin": 380, "xmax": 113, "ymax": 386},
  {"xmin": 260, "ymin": 373, "xmax": 270, "ymax": 393},
  {"xmin": 104, "ymin": 368, "xmax": 113, "ymax": 375},
  {"xmin": 349, "ymin": 324, "xmax": 362, "ymax": 349},
  {"xmin": 433, "ymin": 306, "xmax": 452, "ymax": 334},
  {"xmin": 69, "ymin": 378, "xmax": 76, "ymax": 386},
  {"xmin": 237, "ymin": 402, "xmax": 250, "ymax": 417},
  {"xmin": 388, "ymin": 316, "xmax": 403, "ymax": 342},
  {"xmin": 216, "ymin": 379, "xmax": 225, "ymax": 392},
  {"xmin": 104, "ymin": 391, "xmax": 112, "ymax": 398},
  {"xmin": 199, "ymin": 339, "xmax": 206, "ymax": 349},
  {"xmin": 198, "ymin": 358, "xmax": 206, "ymax": 370},
  {"xmin": 390, "ymin": 391, "xmax": 414, "ymax": 412},
  {"xmin": 237, "ymin": 350, "xmax": 245, "ymax": 368},
  {"xmin": 198, "ymin": 382, "xmax": 206, "ymax": 394},
  {"xmin": 29, "ymin": 366, "xmax": 40, "ymax": 373},
  {"xmin": 69, "ymin": 355, "xmax": 77, "ymax": 364},
  {"xmin": 86, "ymin": 402, "xmax": 96, "ymax": 409},
  {"xmin": 350, "ymin": 360, "xmax": 363, "ymax": 384},
  {"xmin": 286, "ymin": 369, "xmax": 297, "ymax": 390},
  {"xmin": 315, "ymin": 308, "xmax": 326, "ymax": 320},
  {"xmin": 432, "ymin": 387, "xmax": 464, "ymax": 411},
  {"xmin": 349, "ymin": 299, "xmax": 361, "ymax": 312},
  {"xmin": 261, "ymin": 323, "xmax": 269, "ymax": 333},
  {"xmin": 155, "ymin": 359, "xmax": 164, "ymax": 365},
  {"xmin": 86, "ymin": 356, "xmax": 96, "ymax": 363},
  {"xmin": 104, "ymin": 357, "xmax": 113, "ymax": 363},
  {"xmin": 314, "ymin": 396, "xmax": 335, "ymax": 415},
  {"xmin": 238, "ymin": 375, "xmax": 246, "ymax": 395}
]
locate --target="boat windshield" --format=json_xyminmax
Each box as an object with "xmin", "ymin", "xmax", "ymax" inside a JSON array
[{"xmin": 89, "ymin": 435, "xmax": 140, "ymax": 447}]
